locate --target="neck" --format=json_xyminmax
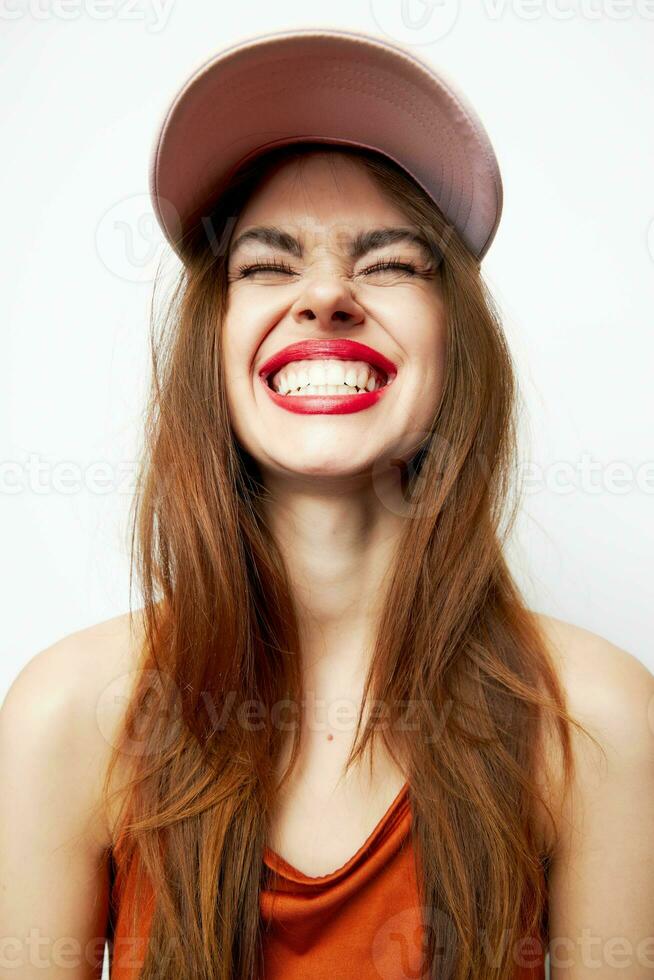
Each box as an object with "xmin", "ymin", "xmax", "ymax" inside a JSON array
[{"xmin": 262, "ymin": 472, "xmax": 405, "ymax": 692}]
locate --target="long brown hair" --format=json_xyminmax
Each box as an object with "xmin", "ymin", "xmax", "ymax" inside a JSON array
[{"xmin": 102, "ymin": 142, "xmax": 600, "ymax": 979}]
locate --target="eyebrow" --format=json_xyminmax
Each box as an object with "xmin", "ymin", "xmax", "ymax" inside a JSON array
[{"xmin": 228, "ymin": 225, "xmax": 434, "ymax": 262}]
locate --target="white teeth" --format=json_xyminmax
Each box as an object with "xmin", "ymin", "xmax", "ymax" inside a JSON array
[
  {"xmin": 296, "ymin": 367, "xmax": 310, "ymax": 388},
  {"xmin": 288, "ymin": 384, "xmax": 357, "ymax": 396},
  {"xmin": 326, "ymin": 363, "xmax": 343, "ymax": 386},
  {"xmin": 309, "ymin": 362, "xmax": 326, "ymax": 386},
  {"xmin": 270, "ymin": 358, "xmax": 386, "ymax": 395}
]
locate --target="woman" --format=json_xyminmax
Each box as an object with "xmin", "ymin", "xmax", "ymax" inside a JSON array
[{"xmin": 1, "ymin": 28, "xmax": 652, "ymax": 980}]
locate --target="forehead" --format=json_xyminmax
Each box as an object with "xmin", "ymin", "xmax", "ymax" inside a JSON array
[{"xmin": 244, "ymin": 150, "xmax": 386, "ymax": 203}]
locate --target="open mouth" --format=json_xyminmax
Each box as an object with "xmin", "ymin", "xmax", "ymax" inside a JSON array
[{"xmin": 266, "ymin": 358, "xmax": 389, "ymax": 397}]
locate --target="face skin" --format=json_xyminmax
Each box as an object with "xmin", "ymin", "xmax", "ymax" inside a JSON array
[{"xmin": 222, "ymin": 152, "xmax": 447, "ymax": 775}]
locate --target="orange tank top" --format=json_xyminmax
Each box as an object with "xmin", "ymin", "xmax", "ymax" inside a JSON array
[{"xmin": 108, "ymin": 782, "xmax": 546, "ymax": 979}]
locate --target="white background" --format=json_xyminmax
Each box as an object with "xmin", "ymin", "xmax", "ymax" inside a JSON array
[{"xmin": 2, "ymin": 3, "xmax": 653, "ymax": 690}]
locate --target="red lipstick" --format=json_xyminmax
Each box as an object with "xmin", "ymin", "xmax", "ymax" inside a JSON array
[{"xmin": 257, "ymin": 338, "xmax": 397, "ymax": 416}]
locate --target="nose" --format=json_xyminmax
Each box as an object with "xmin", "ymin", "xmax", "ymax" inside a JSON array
[{"xmin": 290, "ymin": 276, "xmax": 366, "ymax": 330}]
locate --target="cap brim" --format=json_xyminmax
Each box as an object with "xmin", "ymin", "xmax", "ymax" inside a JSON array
[{"xmin": 149, "ymin": 27, "xmax": 503, "ymax": 262}]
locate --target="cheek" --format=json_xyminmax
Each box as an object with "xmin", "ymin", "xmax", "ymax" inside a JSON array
[
  {"xmin": 430, "ymin": 326, "xmax": 447, "ymax": 384},
  {"xmin": 221, "ymin": 313, "xmax": 256, "ymax": 391},
  {"xmin": 424, "ymin": 332, "xmax": 447, "ymax": 408},
  {"xmin": 401, "ymin": 298, "xmax": 447, "ymax": 373},
  {"xmin": 400, "ymin": 310, "xmax": 447, "ymax": 419},
  {"xmin": 218, "ymin": 332, "xmax": 249, "ymax": 448}
]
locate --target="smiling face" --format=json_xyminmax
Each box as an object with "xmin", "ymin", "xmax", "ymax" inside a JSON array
[{"xmin": 222, "ymin": 150, "xmax": 447, "ymax": 485}]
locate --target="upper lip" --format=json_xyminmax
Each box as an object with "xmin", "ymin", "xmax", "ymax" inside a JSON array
[{"xmin": 258, "ymin": 339, "xmax": 398, "ymax": 385}]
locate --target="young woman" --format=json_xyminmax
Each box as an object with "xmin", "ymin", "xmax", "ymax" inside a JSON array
[{"xmin": 2, "ymin": 28, "xmax": 652, "ymax": 980}]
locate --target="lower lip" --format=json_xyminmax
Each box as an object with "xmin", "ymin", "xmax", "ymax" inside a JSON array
[{"xmin": 260, "ymin": 377, "xmax": 393, "ymax": 414}]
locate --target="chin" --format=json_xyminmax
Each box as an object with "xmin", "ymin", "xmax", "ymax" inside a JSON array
[{"xmin": 258, "ymin": 450, "xmax": 378, "ymax": 482}]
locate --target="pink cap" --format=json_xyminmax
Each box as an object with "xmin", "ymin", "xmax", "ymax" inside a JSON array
[{"xmin": 149, "ymin": 27, "xmax": 503, "ymax": 262}]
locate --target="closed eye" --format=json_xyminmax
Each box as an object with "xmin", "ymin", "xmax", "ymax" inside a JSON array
[
  {"xmin": 234, "ymin": 257, "xmax": 421, "ymax": 279},
  {"xmin": 235, "ymin": 259, "xmax": 296, "ymax": 278},
  {"xmin": 359, "ymin": 259, "xmax": 419, "ymax": 276}
]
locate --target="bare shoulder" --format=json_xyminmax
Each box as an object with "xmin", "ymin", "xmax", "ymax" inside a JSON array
[
  {"xmin": 534, "ymin": 611, "xmax": 653, "ymax": 725},
  {"xmin": 0, "ymin": 609, "xmax": 147, "ymax": 853},
  {"xmin": 531, "ymin": 611, "xmax": 654, "ymax": 853}
]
